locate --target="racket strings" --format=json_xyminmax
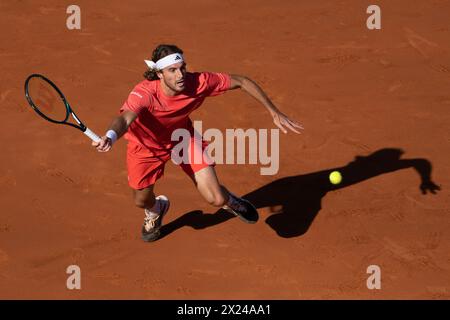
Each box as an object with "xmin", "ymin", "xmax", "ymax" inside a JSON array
[{"xmin": 27, "ymin": 77, "xmax": 68, "ymax": 122}]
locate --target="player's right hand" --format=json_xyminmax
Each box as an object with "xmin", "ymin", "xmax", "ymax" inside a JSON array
[{"xmin": 92, "ymin": 136, "xmax": 113, "ymax": 152}]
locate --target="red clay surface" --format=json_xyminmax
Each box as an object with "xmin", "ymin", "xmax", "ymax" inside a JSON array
[{"xmin": 1, "ymin": 0, "xmax": 449, "ymax": 299}]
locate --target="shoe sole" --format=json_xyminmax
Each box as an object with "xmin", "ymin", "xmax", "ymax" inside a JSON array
[{"xmin": 142, "ymin": 195, "xmax": 170, "ymax": 242}]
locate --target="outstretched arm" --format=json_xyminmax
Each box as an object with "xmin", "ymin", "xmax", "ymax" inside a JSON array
[
  {"xmin": 92, "ymin": 110, "xmax": 137, "ymax": 152},
  {"xmin": 229, "ymin": 74, "xmax": 304, "ymax": 134}
]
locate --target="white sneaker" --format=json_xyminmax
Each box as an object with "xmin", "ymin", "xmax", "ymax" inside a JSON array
[{"xmin": 142, "ymin": 195, "xmax": 170, "ymax": 242}]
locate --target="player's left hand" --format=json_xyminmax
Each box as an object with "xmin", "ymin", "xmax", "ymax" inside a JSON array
[{"xmin": 271, "ymin": 111, "xmax": 304, "ymax": 134}]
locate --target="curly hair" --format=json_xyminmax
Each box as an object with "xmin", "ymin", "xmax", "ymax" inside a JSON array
[{"xmin": 143, "ymin": 44, "xmax": 184, "ymax": 81}]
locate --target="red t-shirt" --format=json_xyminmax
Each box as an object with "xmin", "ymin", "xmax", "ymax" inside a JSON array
[{"xmin": 120, "ymin": 72, "xmax": 231, "ymax": 151}]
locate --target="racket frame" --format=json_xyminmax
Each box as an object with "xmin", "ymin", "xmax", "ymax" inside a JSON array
[{"xmin": 24, "ymin": 74, "xmax": 100, "ymax": 142}]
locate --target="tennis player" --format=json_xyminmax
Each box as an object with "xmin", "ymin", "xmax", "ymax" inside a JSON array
[{"xmin": 93, "ymin": 44, "xmax": 303, "ymax": 242}]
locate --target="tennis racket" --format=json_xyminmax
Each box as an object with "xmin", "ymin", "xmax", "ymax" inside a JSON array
[{"xmin": 24, "ymin": 74, "xmax": 101, "ymax": 143}]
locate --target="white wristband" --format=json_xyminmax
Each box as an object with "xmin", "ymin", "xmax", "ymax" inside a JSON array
[{"xmin": 106, "ymin": 130, "xmax": 118, "ymax": 145}]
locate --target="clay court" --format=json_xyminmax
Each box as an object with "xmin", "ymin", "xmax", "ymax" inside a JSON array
[{"xmin": 1, "ymin": 0, "xmax": 449, "ymax": 299}]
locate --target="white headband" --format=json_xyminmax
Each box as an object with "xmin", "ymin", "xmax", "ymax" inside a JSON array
[{"xmin": 144, "ymin": 53, "xmax": 184, "ymax": 71}]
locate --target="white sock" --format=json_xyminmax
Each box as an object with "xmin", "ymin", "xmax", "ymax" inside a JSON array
[{"xmin": 145, "ymin": 199, "xmax": 160, "ymax": 219}]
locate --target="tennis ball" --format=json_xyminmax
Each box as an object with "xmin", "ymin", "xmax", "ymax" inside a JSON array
[{"xmin": 329, "ymin": 171, "xmax": 342, "ymax": 185}]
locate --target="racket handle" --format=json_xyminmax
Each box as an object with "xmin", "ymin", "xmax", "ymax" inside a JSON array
[{"xmin": 84, "ymin": 127, "xmax": 101, "ymax": 143}]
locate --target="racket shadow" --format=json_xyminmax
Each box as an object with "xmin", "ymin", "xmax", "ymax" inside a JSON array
[{"xmin": 160, "ymin": 148, "xmax": 440, "ymax": 239}]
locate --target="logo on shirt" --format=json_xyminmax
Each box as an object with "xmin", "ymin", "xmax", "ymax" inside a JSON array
[
  {"xmin": 171, "ymin": 120, "xmax": 280, "ymax": 176},
  {"xmin": 130, "ymin": 91, "xmax": 143, "ymax": 98}
]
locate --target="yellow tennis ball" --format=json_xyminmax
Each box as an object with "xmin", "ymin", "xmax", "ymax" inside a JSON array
[{"xmin": 329, "ymin": 171, "xmax": 342, "ymax": 185}]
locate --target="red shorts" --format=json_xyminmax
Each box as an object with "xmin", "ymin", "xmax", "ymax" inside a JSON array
[{"xmin": 126, "ymin": 136, "xmax": 215, "ymax": 190}]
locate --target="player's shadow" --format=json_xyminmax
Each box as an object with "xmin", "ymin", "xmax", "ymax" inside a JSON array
[{"xmin": 159, "ymin": 148, "xmax": 441, "ymax": 239}]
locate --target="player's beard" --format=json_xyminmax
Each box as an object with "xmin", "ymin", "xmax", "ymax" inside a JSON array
[{"xmin": 164, "ymin": 78, "xmax": 185, "ymax": 94}]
